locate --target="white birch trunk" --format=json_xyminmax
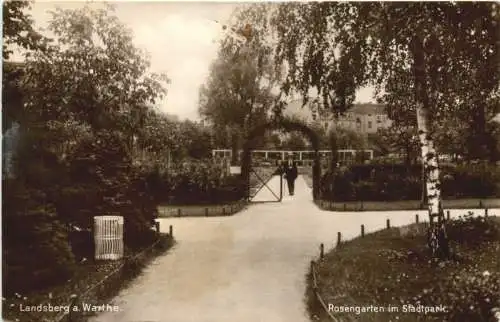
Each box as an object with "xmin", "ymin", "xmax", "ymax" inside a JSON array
[{"xmin": 416, "ymin": 105, "xmax": 442, "ymax": 220}]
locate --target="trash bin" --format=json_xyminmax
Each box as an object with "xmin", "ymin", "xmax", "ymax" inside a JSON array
[{"xmin": 94, "ymin": 216, "xmax": 124, "ymax": 260}]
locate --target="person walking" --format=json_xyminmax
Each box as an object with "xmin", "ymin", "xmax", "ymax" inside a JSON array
[{"xmin": 283, "ymin": 153, "xmax": 298, "ymax": 196}]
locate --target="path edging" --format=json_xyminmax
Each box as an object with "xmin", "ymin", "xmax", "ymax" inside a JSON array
[{"xmin": 158, "ymin": 200, "xmax": 248, "ymax": 218}]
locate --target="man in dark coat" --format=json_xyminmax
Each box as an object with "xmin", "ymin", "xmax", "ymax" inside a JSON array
[{"xmin": 283, "ymin": 153, "xmax": 298, "ymax": 196}]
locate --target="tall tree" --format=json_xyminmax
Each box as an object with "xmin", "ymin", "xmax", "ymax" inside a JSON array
[
  {"xmin": 273, "ymin": 2, "xmax": 499, "ymax": 257},
  {"xmin": 15, "ymin": 4, "xmax": 168, "ymax": 244},
  {"xmin": 199, "ymin": 4, "xmax": 279, "ymax": 164}
]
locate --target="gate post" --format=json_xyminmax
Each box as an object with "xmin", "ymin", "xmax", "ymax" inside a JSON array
[
  {"xmin": 279, "ymin": 166, "xmax": 283, "ymax": 201},
  {"xmin": 312, "ymin": 152, "xmax": 321, "ymax": 200}
]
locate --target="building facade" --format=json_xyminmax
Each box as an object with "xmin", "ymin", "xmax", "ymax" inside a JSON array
[
  {"xmin": 331, "ymin": 103, "xmax": 392, "ymax": 134},
  {"xmin": 283, "ymin": 99, "xmax": 392, "ymax": 135}
]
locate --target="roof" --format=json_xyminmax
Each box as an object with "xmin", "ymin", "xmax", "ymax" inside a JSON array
[{"xmin": 284, "ymin": 99, "xmax": 387, "ymax": 117}]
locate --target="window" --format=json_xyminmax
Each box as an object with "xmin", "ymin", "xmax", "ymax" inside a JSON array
[
  {"xmin": 376, "ymin": 115, "xmax": 382, "ymax": 123},
  {"xmin": 368, "ymin": 121, "xmax": 372, "ymax": 129}
]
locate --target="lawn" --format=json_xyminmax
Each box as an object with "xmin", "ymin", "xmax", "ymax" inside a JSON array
[{"xmin": 308, "ymin": 216, "xmax": 500, "ymax": 322}]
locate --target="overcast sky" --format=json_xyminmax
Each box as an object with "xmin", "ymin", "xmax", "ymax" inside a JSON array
[{"xmin": 18, "ymin": 1, "xmax": 375, "ymax": 121}]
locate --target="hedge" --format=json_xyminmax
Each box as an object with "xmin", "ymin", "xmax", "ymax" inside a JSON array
[
  {"xmin": 153, "ymin": 160, "xmax": 246, "ymax": 205},
  {"xmin": 320, "ymin": 163, "xmax": 500, "ymax": 201}
]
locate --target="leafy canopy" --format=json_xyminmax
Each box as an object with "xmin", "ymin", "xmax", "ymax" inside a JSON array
[{"xmin": 273, "ymin": 2, "xmax": 499, "ymax": 123}]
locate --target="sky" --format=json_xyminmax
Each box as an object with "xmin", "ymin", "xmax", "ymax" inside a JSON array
[{"xmin": 15, "ymin": 1, "xmax": 375, "ymax": 121}]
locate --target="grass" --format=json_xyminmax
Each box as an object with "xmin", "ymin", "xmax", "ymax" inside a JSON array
[
  {"xmin": 308, "ymin": 216, "xmax": 500, "ymax": 322},
  {"xmin": 2, "ymin": 233, "xmax": 175, "ymax": 322}
]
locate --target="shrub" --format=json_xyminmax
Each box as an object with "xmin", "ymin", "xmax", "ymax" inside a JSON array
[
  {"xmin": 2, "ymin": 180, "xmax": 76, "ymax": 294},
  {"xmin": 61, "ymin": 131, "xmax": 159, "ymax": 250},
  {"xmin": 156, "ymin": 159, "xmax": 246, "ymax": 204},
  {"xmin": 321, "ymin": 163, "xmax": 500, "ymax": 201},
  {"xmin": 446, "ymin": 213, "xmax": 500, "ymax": 247}
]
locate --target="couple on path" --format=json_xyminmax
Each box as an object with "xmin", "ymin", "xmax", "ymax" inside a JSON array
[{"xmin": 282, "ymin": 152, "xmax": 298, "ymax": 196}]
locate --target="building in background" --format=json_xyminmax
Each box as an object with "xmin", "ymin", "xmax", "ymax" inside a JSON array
[
  {"xmin": 283, "ymin": 99, "xmax": 392, "ymax": 135},
  {"xmin": 331, "ymin": 103, "xmax": 392, "ymax": 134}
]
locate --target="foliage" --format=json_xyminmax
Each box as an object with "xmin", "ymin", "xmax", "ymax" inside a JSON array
[
  {"xmin": 2, "ymin": 178, "xmax": 76, "ymax": 294},
  {"xmin": 274, "ymin": 2, "xmax": 499, "ymax": 121},
  {"xmin": 369, "ymin": 125, "xmax": 420, "ymax": 164},
  {"xmin": 2, "ymin": 0, "xmax": 47, "ymax": 60},
  {"xmin": 156, "ymin": 159, "xmax": 246, "ymax": 205},
  {"xmin": 199, "ymin": 4, "xmax": 280, "ymax": 160},
  {"xmin": 329, "ymin": 127, "xmax": 367, "ymax": 150},
  {"xmin": 281, "ymin": 132, "xmax": 307, "ymax": 150},
  {"xmin": 320, "ymin": 163, "xmax": 500, "ymax": 201}
]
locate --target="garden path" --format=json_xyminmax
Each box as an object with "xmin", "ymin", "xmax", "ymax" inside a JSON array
[{"xmin": 90, "ymin": 175, "xmax": 494, "ymax": 322}]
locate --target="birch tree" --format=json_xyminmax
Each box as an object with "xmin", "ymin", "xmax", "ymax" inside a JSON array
[{"xmin": 273, "ymin": 2, "xmax": 499, "ymax": 257}]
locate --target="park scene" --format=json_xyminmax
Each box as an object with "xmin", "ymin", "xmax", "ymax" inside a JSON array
[{"xmin": 2, "ymin": 1, "xmax": 500, "ymax": 322}]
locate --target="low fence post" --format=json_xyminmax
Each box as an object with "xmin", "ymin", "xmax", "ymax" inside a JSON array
[
  {"xmin": 155, "ymin": 221, "xmax": 160, "ymax": 234},
  {"xmin": 479, "ymin": 200, "xmax": 483, "ymax": 208},
  {"xmin": 169, "ymin": 225, "xmax": 173, "ymax": 238},
  {"xmin": 446, "ymin": 210, "xmax": 450, "ymax": 221},
  {"xmin": 337, "ymin": 232, "xmax": 341, "ymax": 246},
  {"xmin": 386, "ymin": 219, "xmax": 390, "ymax": 229},
  {"xmin": 320, "ymin": 243, "xmax": 324, "ymax": 259},
  {"xmin": 361, "ymin": 224, "xmax": 365, "ymax": 237},
  {"xmin": 343, "ymin": 203, "xmax": 347, "ymax": 211},
  {"xmin": 415, "ymin": 214, "xmax": 419, "ymax": 224},
  {"xmin": 177, "ymin": 208, "xmax": 181, "ymax": 217},
  {"xmin": 485, "ymin": 208, "xmax": 489, "ymax": 217},
  {"xmin": 205, "ymin": 207, "xmax": 209, "ymax": 217}
]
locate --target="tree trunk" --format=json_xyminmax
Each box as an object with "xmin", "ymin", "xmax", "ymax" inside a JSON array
[
  {"xmin": 412, "ymin": 36, "xmax": 448, "ymax": 259},
  {"xmin": 416, "ymin": 107, "xmax": 442, "ymax": 217},
  {"xmin": 420, "ymin": 159, "xmax": 427, "ymax": 207}
]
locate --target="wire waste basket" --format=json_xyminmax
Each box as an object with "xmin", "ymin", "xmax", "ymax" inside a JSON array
[{"xmin": 94, "ymin": 216, "xmax": 124, "ymax": 260}]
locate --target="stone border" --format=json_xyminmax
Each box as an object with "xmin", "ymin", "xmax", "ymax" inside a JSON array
[
  {"xmin": 314, "ymin": 199, "xmax": 500, "ymax": 212},
  {"xmin": 158, "ymin": 200, "xmax": 248, "ymax": 218}
]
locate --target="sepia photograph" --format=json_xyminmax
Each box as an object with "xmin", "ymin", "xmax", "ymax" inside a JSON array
[{"xmin": 2, "ymin": 1, "xmax": 500, "ymax": 321}]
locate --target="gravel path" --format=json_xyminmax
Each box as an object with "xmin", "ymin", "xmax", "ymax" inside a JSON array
[{"xmin": 90, "ymin": 175, "xmax": 496, "ymax": 322}]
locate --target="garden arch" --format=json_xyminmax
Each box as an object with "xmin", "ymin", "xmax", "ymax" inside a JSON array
[{"xmin": 241, "ymin": 117, "xmax": 322, "ymax": 200}]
